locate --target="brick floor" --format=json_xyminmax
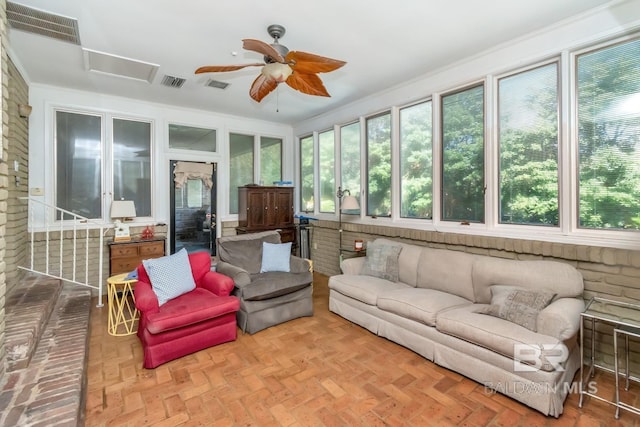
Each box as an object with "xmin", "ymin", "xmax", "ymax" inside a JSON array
[{"xmin": 0, "ymin": 277, "xmax": 92, "ymax": 427}]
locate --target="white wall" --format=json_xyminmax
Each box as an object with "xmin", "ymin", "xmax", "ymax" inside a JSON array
[{"xmin": 27, "ymin": 84, "xmax": 294, "ymax": 230}]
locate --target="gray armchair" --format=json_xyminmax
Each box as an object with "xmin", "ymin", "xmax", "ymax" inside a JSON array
[{"xmin": 216, "ymin": 230, "xmax": 313, "ymax": 334}]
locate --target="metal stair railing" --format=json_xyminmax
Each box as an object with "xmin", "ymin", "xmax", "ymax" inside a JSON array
[{"xmin": 18, "ymin": 197, "xmax": 105, "ymax": 307}]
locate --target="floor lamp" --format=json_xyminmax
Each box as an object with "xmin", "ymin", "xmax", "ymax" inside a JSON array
[{"xmin": 337, "ymin": 186, "xmax": 360, "ymax": 261}]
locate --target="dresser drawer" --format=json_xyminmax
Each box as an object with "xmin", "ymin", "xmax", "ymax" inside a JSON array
[
  {"xmin": 111, "ymin": 258, "xmax": 140, "ymax": 275},
  {"xmin": 111, "ymin": 245, "xmax": 138, "ymax": 258},
  {"xmin": 139, "ymin": 242, "xmax": 164, "ymax": 257}
]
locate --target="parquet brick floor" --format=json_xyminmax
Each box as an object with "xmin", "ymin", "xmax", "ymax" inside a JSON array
[{"xmin": 85, "ymin": 273, "xmax": 640, "ymax": 426}]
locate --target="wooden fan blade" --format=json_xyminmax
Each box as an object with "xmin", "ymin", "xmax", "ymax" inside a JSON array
[
  {"xmin": 249, "ymin": 74, "xmax": 278, "ymax": 102},
  {"xmin": 285, "ymin": 72, "xmax": 330, "ymax": 97},
  {"xmin": 195, "ymin": 63, "xmax": 263, "ymax": 74},
  {"xmin": 285, "ymin": 51, "xmax": 346, "ymax": 74},
  {"xmin": 242, "ymin": 39, "xmax": 285, "ymax": 63}
]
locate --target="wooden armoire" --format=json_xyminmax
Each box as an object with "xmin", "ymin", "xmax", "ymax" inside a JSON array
[{"xmin": 236, "ymin": 185, "xmax": 296, "ymax": 245}]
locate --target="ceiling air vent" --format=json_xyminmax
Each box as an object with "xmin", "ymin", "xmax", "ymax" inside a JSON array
[
  {"xmin": 206, "ymin": 79, "xmax": 230, "ymax": 90},
  {"xmin": 161, "ymin": 75, "xmax": 187, "ymax": 89},
  {"xmin": 7, "ymin": 1, "xmax": 81, "ymax": 45}
]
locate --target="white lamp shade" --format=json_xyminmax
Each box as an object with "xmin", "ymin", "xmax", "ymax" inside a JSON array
[
  {"xmin": 341, "ymin": 195, "xmax": 360, "ymax": 210},
  {"xmin": 110, "ymin": 200, "xmax": 136, "ymax": 219}
]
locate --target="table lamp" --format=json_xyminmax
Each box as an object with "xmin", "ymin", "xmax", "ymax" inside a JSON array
[{"xmin": 111, "ymin": 200, "xmax": 136, "ymax": 242}]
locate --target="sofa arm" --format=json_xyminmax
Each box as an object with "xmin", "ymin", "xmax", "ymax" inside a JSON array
[
  {"xmin": 290, "ymin": 256, "xmax": 312, "ymax": 273},
  {"xmin": 216, "ymin": 261, "xmax": 251, "ymax": 287},
  {"xmin": 134, "ymin": 279, "xmax": 160, "ymax": 314},
  {"xmin": 199, "ymin": 271, "xmax": 235, "ymax": 296},
  {"xmin": 341, "ymin": 257, "xmax": 365, "ymax": 275},
  {"xmin": 537, "ymin": 297, "xmax": 585, "ymax": 340}
]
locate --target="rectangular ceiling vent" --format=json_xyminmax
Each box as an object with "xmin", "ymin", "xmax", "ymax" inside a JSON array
[
  {"xmin": 83, "ymin": 48, "xmax": 159, "ymax": 83},
  {"xmin": 7, "ymin": 1, "xmax": 81, "ymax": 45},
  {"xmin": 161, "ymin": 75, "xmax": 187, "ymax": 89},
  {"xmin": 206, "ymin": 79, "xmax": 230, "ymax": 90}
]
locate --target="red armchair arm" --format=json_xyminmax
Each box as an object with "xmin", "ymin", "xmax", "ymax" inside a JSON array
[
  {"xmin": 199, "ymin": 271, "xmax": 235, "ymax": 297},
  {"xmin": 134, "ymin": 279, "xmax": 160, "ymax": 314}
]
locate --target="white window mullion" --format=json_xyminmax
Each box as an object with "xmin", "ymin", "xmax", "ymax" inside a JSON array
[{"xmin": 561, "ymin": 50, "xmax": 574, "ymax": 235}]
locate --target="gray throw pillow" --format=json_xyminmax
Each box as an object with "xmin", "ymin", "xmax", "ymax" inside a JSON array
[
  {"xmin": 361, "ymin": 241, "xmax": 402, "ymax": 282},
  {"xmin": 478, "ymin": 285, "xmax": 556, "ymax": 332}
]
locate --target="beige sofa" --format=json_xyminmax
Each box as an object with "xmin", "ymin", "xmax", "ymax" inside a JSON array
[{"xmin": 328, "ymin": 238, "xmax": 584, "ymax": 417}]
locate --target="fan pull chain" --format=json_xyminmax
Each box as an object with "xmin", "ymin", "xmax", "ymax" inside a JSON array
[{"xmin": 276, "ymin": 84, "xmax": 280, "ymax": 113}]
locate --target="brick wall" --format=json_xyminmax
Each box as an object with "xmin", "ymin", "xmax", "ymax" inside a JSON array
[
  {"xmin": 6, "ymin": 59, "xmax": 28, "ymax": 293},
  {"xmin": 309, "ymin": 220, "xmax": 640, "ymax": 371},
  {"xmin": 0, "ymin": 0, "xmax": 9, "ymax": 379}
]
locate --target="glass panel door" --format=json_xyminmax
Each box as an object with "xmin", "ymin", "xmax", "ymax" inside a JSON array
[{"xmin": 170, "ymin": 161, "xmax": 217, "ymax": 255}]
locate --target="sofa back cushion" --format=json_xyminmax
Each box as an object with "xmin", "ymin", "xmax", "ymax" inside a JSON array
[
  {"xmin": 472, "ymin": 257, "xmax": 583, "ymax": 304},
  {"xmin": 217, "ymin": 230, "xmax": 281, "ymax": 274},
  {"xmin": 416, "ymin": 248, "xmax": 477, "ymax": 301}
]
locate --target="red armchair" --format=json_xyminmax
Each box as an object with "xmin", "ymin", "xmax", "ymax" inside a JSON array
[{"xmin": 134, "ymin": 251, "xmax": 240, "ymax": 368}]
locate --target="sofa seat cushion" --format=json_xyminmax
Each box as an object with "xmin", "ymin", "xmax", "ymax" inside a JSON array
[
  {"xmin": 146, "ymin": 288, "xmax": 239, "ymax": 334},
  {"xmin": 377, "ymin": 288, "xmax": 471, "ymax": 327},
  {"xmin": 242, "ymin": 271, "xmax": 312, "ymax": 301},
  {"xmin": 436, "ymin": 305, "xmax": 568, "ymax": 372},
  {"xmin": 328, "ymin": 275, "xmax": 410, "ymax": 305}
]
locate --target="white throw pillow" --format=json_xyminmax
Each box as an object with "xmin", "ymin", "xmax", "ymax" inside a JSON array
[{"xmin": 260, "ymin": 242, "xmax": 292, "ymax": 273}]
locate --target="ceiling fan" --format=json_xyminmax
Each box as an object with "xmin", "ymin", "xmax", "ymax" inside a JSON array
[{"xmin": 195, "ymin": 24, "xmax": 346, "ymax": 102}]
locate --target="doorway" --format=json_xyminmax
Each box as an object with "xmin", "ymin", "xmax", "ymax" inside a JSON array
[{"xmin": 169, "ymin": 160, "xmax": 217, "ymax": 255}]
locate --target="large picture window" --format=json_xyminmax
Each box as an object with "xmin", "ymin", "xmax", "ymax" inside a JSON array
[
  {"xmin": 340, "ymin": 122, "xmax": 361, "ymax": 210},
  {"xmin": 299, "ymin": 135, "xmax": 314, "ymax": 213},
  {"xmin": 577, "ymin": 38, "xmax": 640, "ymax": 230},
  {"xmin": 260, "ymin": 136, "xmax": 282, "ymax": 185},
  {"xmin": 229, "ymin": 133, "xmax": 254, "ymax": 214},
  {"xmin": 55, "ymin": 111, "xmax": 153, "ymax": 220},
  {"xmin": 319, "ymin": 130, "xmax": 336, "ymax": 213},
  {"xmin": 441, "ymin": 85, "xmax": 485, "ymax": 223},
  {"xmin": 113, "ymin": 118, "xmax": 152, "ymax": 217},
  {"xmin": 366, "ymin": 112, "xmax": 391, "ymax": 217},
  {"xmin": 400, "ymin": 101, "xmax": 432, "ymax": 219},
  {"xmin": 498, "ymin": 63, "xmax": 559, "ymax": 226},
  {"xmin": 56, "ymin": 111, "xmax": 103, "ymax": 219}
]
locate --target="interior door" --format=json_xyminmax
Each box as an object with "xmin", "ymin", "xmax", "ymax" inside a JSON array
[{"xmin": 169, "ymin": 161, "xmax": 217, "ymax": 255}]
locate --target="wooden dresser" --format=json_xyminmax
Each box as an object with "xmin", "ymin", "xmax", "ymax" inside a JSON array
[
  {"xmin": 108, "ymin": 237, "xmax": 166, "ymax": 276},
  {"xmin": 236, "ymin": 185, "xmax": 296, "ymax": 245}
]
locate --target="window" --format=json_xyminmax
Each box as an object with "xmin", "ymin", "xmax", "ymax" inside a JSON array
[
  {"xmin": 577, "ymin": 38, "xmax": 640, "ymax": 230},
  {"xmin": 319, "ymin": 130, "xmax": 335, "ymax": 213},
  {"xmin": 55, "ymin": 111, "xmax": 152, "ymax": 220},
  {"xmin": 400, "ymin": 101, "xmax": 432, "ymax": 219},
  {"xmin": 441, "ymin": 85, "xmax": 485, "ymax": 223},
  {"xmin": 340, "ymin": 122, "xmax": 361, "ymax": 210},
  {"xmin": 113, "ymin": 118, "xmax": 151, "ymax": 217},
  {"xmin": 260, "ymin": 136, "xmax": 282, "ymax": 185},
  {"xmin": 366, "ymin": 113, "xmax": 392, "ymax": 217},
  {"xmin": 56, "ymin": 111, "xmax": 102, "ymax": 219},
  {"xmin": 498, "ymin": 63, "xmax": 559, "ymax": 226},
  {"xmin": 168, "ymin": 124, "xmax": 216, "ymax": 152},
  {"xmin": 300, "ymin": 135, "xmax": 314, "ymax": 212},
  {"xmin": 229, "ymin": 133, "xmax": 254, "ymax": 214}
]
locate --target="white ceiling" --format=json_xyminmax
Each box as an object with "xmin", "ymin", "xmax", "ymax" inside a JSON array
[{"xmin": 8, "ymin": 0, "xmax": 616, "ymax": 125}]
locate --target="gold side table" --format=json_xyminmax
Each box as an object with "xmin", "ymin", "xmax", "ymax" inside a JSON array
[{"xmin": 107, "ymin": 273, "xmax": 139, "ymax": 336}]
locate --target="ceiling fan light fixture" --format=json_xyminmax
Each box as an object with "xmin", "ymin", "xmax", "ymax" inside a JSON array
[{"xmin": 261, "ymin": 63, "xmax": 292, "ymax": 83}]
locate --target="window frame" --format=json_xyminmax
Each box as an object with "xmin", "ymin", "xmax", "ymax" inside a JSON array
[
  {"xmin": 495, "ymin": 60, "xmax": 561, "ymax": 228},
  {"xmin": 53, "ymin": 108, "xmax": 155, "ymax": 223},
  {"xmin": 293, "ymin": 32, "xmax": 640, "ymax": 250}
]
